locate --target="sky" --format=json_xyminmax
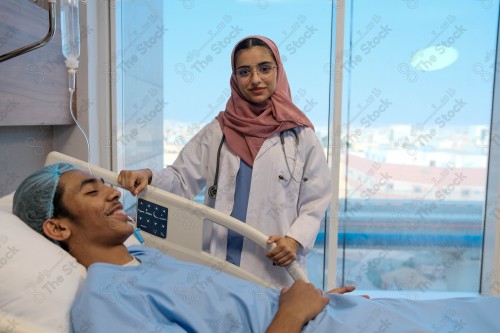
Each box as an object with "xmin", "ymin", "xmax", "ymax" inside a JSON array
[
  {"xmin": 343, "ymin": 0, "xmax": 500, "ymax": 128},
  {"xmin": 118, "ymin": 0, "xmax": 500, "ymax": 137},
  {"xmin": 160, "ymin": 0, "xmax": 334, "ymax": 132}
]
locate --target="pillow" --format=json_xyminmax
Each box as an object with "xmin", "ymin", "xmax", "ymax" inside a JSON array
[
  {"xmin": 0, "ymin": 192, "xmax": 141, "ymax": 333},
  {"xmin": 0, "ymin": 192, "xmax": 14, "ymax": 213},
  {"xmin": 0, "ymin": 209, "xmax": 87, "ymax": 333}
]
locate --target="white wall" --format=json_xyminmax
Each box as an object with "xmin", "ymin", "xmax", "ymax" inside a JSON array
[{"xmin": 0, "ymin": 1, "xmax": 112, "ymax": 197}]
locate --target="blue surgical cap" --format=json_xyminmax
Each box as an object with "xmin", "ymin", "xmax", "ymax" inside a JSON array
[{"xmin": 13, "ymin": 163, "xmax": 80, "ymax": 235}]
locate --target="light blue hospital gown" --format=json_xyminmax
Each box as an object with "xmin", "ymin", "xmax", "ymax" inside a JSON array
[{"xmin": 71, "ymin": 246, "xmax": 500, "ymax": 333}]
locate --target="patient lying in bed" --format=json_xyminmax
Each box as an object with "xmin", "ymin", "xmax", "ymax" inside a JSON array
[{"xmin": 12, "ymin": 163, "xmax": 500, "ymax": 333}]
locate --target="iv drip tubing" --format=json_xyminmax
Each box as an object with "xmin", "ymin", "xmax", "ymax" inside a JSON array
[{"xmin": 69, "ymin": 88, "xmax": 93, "ymax": 175}]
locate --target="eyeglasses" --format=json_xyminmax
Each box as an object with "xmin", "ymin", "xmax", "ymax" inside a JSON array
[{"xmin": 235, "ymin": 63, "xmax": 277, "ymax": 79}]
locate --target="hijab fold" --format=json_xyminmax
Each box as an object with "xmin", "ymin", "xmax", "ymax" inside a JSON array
[{"xmin": 216, "ymin": 35, "xmax": 314, "ymax": 167}]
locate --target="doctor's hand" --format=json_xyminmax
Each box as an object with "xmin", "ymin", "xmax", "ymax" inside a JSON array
[
  {"xmin": 118, "ymin": 169, "xmax": 153, "ymax": 196},
  {"xmin": 326, "ymin": 285, "xmax": 370, "ymax": 299},
  {"xmin": 326, "ymin": 285, "xmax": 356, "ymax": 294},
  {"xmin": 266, "ymin": 236, "xmax": 300, "ymax": 266}
]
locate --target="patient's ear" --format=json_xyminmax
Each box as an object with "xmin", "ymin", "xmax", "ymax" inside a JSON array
[{"xmin": 42, "ymin": 218, "xmax": 72, "ymax": 242}]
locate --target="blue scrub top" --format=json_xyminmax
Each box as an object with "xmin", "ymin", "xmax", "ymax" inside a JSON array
[{"xmin": 226, "ymin": 160, "xmax": 252, "ymax": 266}]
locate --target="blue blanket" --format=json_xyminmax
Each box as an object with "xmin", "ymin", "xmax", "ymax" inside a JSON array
[{"xmin": 71, "ymin": 246, "xmax": 500, "ymax": 332}]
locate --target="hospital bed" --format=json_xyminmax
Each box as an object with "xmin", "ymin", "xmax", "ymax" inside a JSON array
[
  {"xmin": 2, "ymin": 152, "xmax": 500, "ymax": 333},
  {"xmin": 45, "ymin": 151, "xmax": 307, "ymax": 287},
  {"xmin": 0, "ymin": 151, "xmax": 306, "ymax": 333}
]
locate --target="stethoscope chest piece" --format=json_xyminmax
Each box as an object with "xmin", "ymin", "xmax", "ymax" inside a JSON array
[{"xmin": 208, "ymin": 185, "xmax": 218, "ymax": 199}]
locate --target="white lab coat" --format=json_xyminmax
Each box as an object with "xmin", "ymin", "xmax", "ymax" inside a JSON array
[{"xmin": 152, "ymin": 119, "xmax": 332, "ymax": 287}]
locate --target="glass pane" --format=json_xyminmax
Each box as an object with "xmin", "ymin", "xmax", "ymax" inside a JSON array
[
  {"xmin": 116, "ymin": 0, "xmax": 334, "ymax": 288},
  {"xmin": 339, "ymin": 0, "xmax": 499, "ymax": 297}
]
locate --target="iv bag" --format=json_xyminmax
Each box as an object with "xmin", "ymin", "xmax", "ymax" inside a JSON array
[{"xmin": 61, "ymin": 0, "xmax": 80, "ymax": 62}]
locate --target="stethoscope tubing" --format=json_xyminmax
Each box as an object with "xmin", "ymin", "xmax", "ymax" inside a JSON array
[
  {"xmin": 208, "ymin": 128, "xmax": 302, "ymax": 199},
  {"xmin": 208, "ymin": 135, "xmax": 225, "ymax": 199}
]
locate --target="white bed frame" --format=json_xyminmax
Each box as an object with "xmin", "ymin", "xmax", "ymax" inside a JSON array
[{"xmin": 45, "ymin": 151, "xmax": 308, "ymax": 288}]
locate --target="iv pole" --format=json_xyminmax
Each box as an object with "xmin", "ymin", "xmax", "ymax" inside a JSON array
[{"xmin": 0, "ymin": 0, "xmax": 56, "ymax": 63}]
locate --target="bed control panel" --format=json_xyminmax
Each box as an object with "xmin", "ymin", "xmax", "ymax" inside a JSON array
[{"xmin": 136, "ymin": 198, "xmax": 168, "ymax": 239}]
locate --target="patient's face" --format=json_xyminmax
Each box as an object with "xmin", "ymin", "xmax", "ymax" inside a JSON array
[{"xmin": 58, "ymin": 170, "xmax": 134, "ymax": 247}]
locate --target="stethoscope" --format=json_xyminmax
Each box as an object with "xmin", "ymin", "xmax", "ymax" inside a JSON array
[{"xmin": 208, "ymin": 129, "xmax": 307, "ymax": 199}]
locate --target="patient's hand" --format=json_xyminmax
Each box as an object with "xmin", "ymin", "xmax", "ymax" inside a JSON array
[
  {"xmin": 118, "ymin": 169, "xmax": 152, "ymax": 196},
  {"xmin": 266, "ymin": 280, "xmax": 328, "ymax": 333},
  {"xmin": 266, "ymin": 236, "xmax": 300, "ymax": 266}
]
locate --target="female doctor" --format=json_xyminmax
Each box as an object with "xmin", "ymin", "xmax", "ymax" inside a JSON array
[{"xmin": 118, "ymin": 35, "xmax": 332, "ymax": 287}]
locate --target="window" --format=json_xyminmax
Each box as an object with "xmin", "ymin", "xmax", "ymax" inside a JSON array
[
  {"xmin": 115, "ymin": 0, "xmax": 334, "ymax": 287},
  {"xmin": 336, "ymin": 0, "xmax": 500, "ymax": 297},
  {"xmin": 115, "ymin": 0, "xmax": 500, "ymax": 296}
]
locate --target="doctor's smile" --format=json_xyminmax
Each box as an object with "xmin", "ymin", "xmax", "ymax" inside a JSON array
[{"xmin": 250, "ymin": 87, "xmax": 266, "ymax": 94}]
